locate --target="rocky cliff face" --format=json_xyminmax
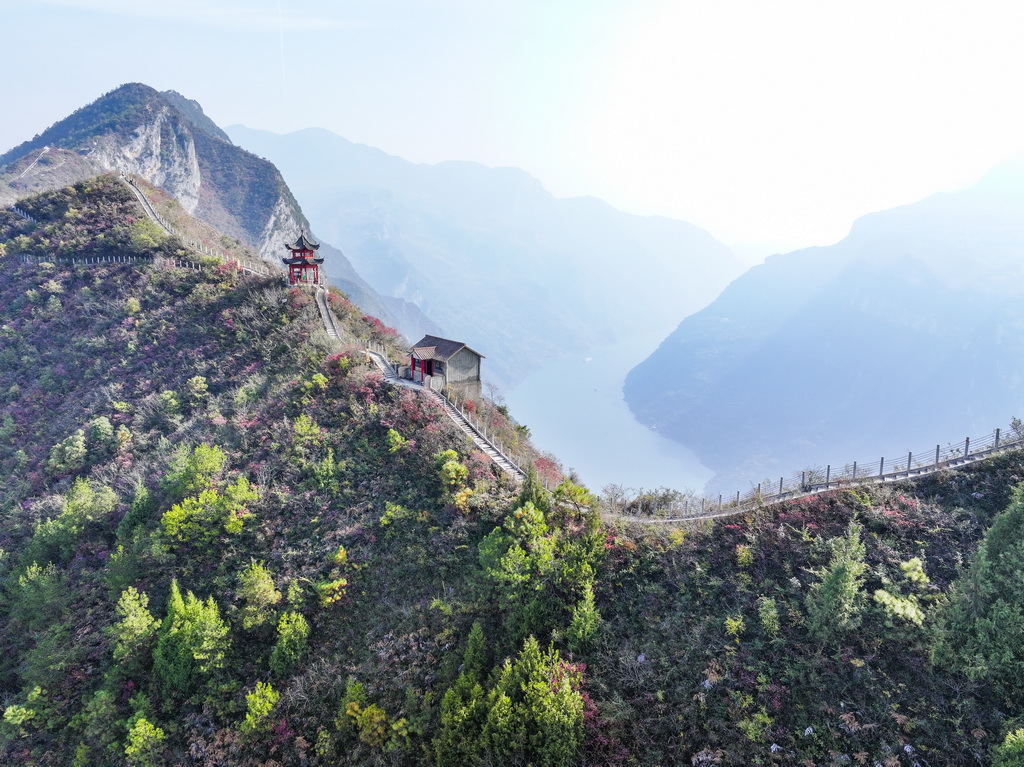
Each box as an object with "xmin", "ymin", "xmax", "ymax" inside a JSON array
[{"xmin": 90, "ymin": 105, "xmax": 202, "ymax": 213}]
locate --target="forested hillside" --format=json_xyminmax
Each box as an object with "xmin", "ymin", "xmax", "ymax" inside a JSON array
[{"xmin": 1, "ymin": 179, "xmax": 1023, "ymax": 766}]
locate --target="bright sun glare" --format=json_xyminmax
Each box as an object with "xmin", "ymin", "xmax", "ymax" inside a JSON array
[{"xmin": 579, "ymin": 1, "xmax": 1024, "ymax": 251}]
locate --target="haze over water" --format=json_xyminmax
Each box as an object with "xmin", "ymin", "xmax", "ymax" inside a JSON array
[{"xmin": 505, "ymin": 334, "xmax": 713, "ymax": 494}]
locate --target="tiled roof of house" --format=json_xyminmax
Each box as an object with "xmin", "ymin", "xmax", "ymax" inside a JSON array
[{"xmin": 411, "ymin": 334, "xmax": 485, "ymax": 362}]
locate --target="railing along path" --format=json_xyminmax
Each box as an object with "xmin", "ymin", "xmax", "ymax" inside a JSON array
[{"xmin": 619, "ymin": 427, "xmax": 1024, "ymax": 525}]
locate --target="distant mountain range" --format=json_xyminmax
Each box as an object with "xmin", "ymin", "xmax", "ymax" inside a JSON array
[
  {"xmin": 226, "ymin": 126, "xmax": 744, "ymax": 386},
  {"xmin": 0, "ymin": 83, "xmax": 433, "ymax": 338},
  {"xmin": 625, "ymin": 155, "xmax": 1024, "ymax": 490}
]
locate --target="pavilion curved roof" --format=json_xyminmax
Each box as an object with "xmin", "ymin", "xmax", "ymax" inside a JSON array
[{"xmin": 284, "ymin": 231, "xmax": 320, "ymax": 252}]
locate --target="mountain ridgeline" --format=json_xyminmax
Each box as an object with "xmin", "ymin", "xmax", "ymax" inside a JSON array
[
  {"xmin": 3, "ymin": 178, "xmax": 1024, "ymax": 765},
  {"xmin": 626, "ymin": 156, "xmax": 1024, "ymax": 491}
]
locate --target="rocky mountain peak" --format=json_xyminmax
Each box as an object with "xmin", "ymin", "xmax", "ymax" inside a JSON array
[{"xmin": 0, "ymin": 83, "xmax": 303, "ymax": 259}]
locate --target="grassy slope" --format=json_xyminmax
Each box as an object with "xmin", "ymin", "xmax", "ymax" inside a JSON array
[{"xmin": 0, "ymin": 178, "xmax": 1020, "ymax": 766}]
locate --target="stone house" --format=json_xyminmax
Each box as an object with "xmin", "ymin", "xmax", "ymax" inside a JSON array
[{"xmin": 406, "ymin": 334, "xmax": 484, "ymax": 400}]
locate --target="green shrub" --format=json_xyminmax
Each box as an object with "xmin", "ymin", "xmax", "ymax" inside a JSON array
[
  {"xmin": 46, "ymin": 429, "xmax": 87, "ymax": 475},
  {"xmin": 241, "ymin": 681, "xmax": 280, "ymax": 735},
  {"xmin": 183, "ymin": 376, "xmax": 209, "ymax": 410},
  {"xmin": 1, "ymin": 688, "xmax": 47, "ymax": 739},
  {"xmin": 25, "ymin": 478, "xmax": 118, "ymax": 564},
  {"xmin": 352, "ymin": 703, "xmax": 389, "ymax": 748},
  {"xmin": 124, "ymin": 715, "xmax": 165, "ymax": 767},
  {"xmin": 994, "ymin": 729, "xmax": 1024, "ymax": 767},
  {"xmin": 87, "ymin": 416, "xmax": 114, "ymax": 454},
  {"xmin": 162, "ymin": 444, "xmax": 227, "ymax": 501},
  {"xmin": 386, "ymin": 428, "xmax": 409, "ymax": 453},
  {"xmin": 70, "ymin": 689, "xmax": 120, "ymax": 763},
  {"xmin": 757, "ymin": 596, "xmax": 781, "ymax": 636},
  {"xmin": 160, "ymin": 476, "xmax": 257, "ymax": 546},
  {"xmin": 269, "ymin": 611, "xmax": 310, "ymax": 675},
  {"xmin": 9, "ymin": 562, "xmax": 69, "ymax": 633}
]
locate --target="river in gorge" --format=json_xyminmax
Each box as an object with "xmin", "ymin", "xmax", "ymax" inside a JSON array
[{"xmin": 504, "ymin": 335, "xmax": 713, "ymax": 495}]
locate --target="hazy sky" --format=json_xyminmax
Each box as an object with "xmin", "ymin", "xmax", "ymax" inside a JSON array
[{"xmin": 3, "ymin": 0, "xmax": 1023, "ymax": 255}]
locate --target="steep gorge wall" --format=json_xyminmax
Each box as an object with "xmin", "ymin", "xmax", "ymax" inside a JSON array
[{"xmin": 91, "ymin": 105, "xmax": 202, "ymax": 213}]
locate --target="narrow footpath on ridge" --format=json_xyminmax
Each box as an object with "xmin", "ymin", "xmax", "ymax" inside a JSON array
[
  {"xmin": 117, "ymin": 177, "xmax": 526, "ymax": 482},
  {"xmin": 119, "ymin": 174, "xmax": 275, "ymax": 277},
  {"xmin": 315, "ymin": 287, "xmax": 526, "ymax": 482}
]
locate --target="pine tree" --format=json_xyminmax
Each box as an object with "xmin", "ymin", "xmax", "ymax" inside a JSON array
[
  {"xmin": 269, "ymin": 611, "xmax": 310, "ymax": 675},
  {"xmin": 567, "ymin": 584, "xmax": 601, "ymax": 652},
  {"xmin": 463, "ymin": 621, "xmax": 488, "ymax": 684},
  {"xmin": 236, "ymin": 562, "xmax": 281, "ymax": 632},
  {"xmin": 933, "ymin": 485, "xmax": 1024, "ymax": 705},
  {"xmin": 805, "ymin": 523, "xmax": 867, "ymax": 645},
  {"xmin": 124, "ymin": 715, "xmax": 165, "ymax": 767},
  {"xmin": 153, "ymin": 580, "xmax": 230, "ymax": 698},
  {"xmin": 517, "ymin": 465, "xmax": 551, "ymax": 514},
  {"xmin": 109, "ymin": 587, "xmax": 159, "ymax": 665},
  {"xmin": 433, "ymin": 636, "xmax": 584, "ymax": 767}
]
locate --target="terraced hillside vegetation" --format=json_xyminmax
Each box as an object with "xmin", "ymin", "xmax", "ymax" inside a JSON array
[{"xmin": 1, "ymin": 179, "xmax": 1023, "ymax": 766}]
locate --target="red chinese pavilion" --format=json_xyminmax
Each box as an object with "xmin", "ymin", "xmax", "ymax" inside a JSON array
[{"xmin": 282, "ymin": 232, "xmax": 324, "ymax": 286}]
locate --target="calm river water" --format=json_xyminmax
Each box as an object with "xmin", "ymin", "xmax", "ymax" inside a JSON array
[{"xmin": 504, "ymin": 336, "xmax": 713, "ymax": 494}]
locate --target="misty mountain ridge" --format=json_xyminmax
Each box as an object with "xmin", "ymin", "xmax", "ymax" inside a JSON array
[
  {"xmin": 625, "ymin": 153, "xmax": 1024, "ymax": 491},
  {"xmin": 227, "ymin": 125, "xmax": 744, "ymax": 387}
]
